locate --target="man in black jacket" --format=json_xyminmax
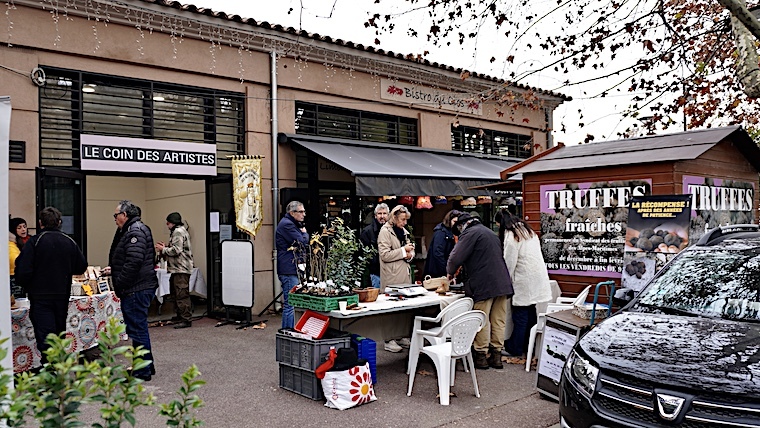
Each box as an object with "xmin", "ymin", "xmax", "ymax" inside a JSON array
[
  {"xmin": 359, "ymin": 203, "xmax": 389, "ymax": 289},
  {"xmin": 446, "ymin": 213, "xmax": 514, "ymax": 370},
  {"xmin": 105, "ymin": 200, "xmax": 159, "ymax": 381},
  {"xmin": 15, "ymin": 206, "xmax": 88, "ymax": 363}
]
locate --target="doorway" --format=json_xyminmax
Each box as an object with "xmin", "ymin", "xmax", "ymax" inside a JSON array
[{"xmin": 35, "ymin": 167, "xmax": 86, "ymax": 249}]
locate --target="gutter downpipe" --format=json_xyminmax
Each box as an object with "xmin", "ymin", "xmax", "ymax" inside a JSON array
[{"xmin": 271, "ymin": 50, "xmax": 280, "ymax": 306}]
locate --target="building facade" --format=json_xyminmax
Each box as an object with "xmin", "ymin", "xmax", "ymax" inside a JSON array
[{"xmin": 2, "ymin": 0, "xmax": 568, "ymax": 315}]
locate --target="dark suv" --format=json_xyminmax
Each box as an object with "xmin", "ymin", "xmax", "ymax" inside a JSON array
[{"xmin": 559, "ymin": 224, "xmax": 760, "ymax": 428}]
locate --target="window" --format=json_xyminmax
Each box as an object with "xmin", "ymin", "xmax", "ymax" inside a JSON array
[
  {"xmin": 451, "ymin": 126, "xmax": 532, "ymax": 159},
  {"xmin": 39, "ymin": 68, "xmax": 245, "ymax": 174},
  {"xmin": 295, "ymin": 102, "xmax": 418, "ymax": 146}
]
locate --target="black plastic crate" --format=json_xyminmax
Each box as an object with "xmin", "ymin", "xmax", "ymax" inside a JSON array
[
  {"xmin": 278, "ymin": 363, "xmax": 323, "ymax": 400},
  {"xmin": 276, "ymin": 328, "xmax": 351, "ymax": 371}
]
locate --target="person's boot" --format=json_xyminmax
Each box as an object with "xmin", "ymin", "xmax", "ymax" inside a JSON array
[
  {"xmin": 473, "ymin": 351, "xmax": 489, "ymax": 370},
  {"xmin": 488, "ymin": 348, "xmax": 504, "ymax": 369}
]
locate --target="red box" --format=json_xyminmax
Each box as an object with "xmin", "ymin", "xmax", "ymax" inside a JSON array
[{"xmin": 295, "ymin": 310, "xmax": 330, "ymax": 339}]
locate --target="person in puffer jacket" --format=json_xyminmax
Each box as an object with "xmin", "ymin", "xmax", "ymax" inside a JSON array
[{"xmin": 106, "ymin": 200, "xmax": 158, "ymax": 381}]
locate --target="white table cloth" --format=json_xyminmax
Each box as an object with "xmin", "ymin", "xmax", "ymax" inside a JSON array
[{"xmin": 155, "ymin": 268, "xmax": 207, "ymax": 303}]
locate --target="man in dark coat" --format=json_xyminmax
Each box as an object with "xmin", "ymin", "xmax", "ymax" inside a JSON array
[
  {"xmin": 15, "ymin": 206, "xmax": 88, "ymax": 363},
  {"xmin": 359, "ymin": 203, "xmax": 389, "ymax": 288},
  {"xmin": 275, "ymin": 200, "xmax": 309, "ymax": 329},
  {"xmin": 446, "ymin": 213, "xmax": 513, "ymax": 370},
  {"xmin": 106, "ymin": 200, "xmax": 158, "ymax": 381}
]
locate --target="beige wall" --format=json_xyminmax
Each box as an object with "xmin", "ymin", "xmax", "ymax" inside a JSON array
[
  {"xmin": 3, "ymin": 1, "xmax": 563, "ymax": 314},
  {"xmin": 86, "ymin": 176, "xmax": 206, "ymax": 281}
]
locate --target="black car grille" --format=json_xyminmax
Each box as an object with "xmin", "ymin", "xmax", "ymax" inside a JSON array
[{"xmin": 592, "ymin": 372, "xmax": 760, "ymax": 428}]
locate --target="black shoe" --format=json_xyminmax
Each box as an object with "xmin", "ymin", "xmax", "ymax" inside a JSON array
[
  {"xmin": 488, "ymin": 351, "xmax": 504, "ymax": 369},
  {"xmin": 173, "ymin": 321, "xmax": 192, "ymax": 329},
  {"xmin": 473, "ymin": 351, "xmax": 489, "ymax": 370},
  {"xmin": 134, "ymin": 373, "xmax": 151, "ymax": 382},
  {"xmin": 170, "ymin": 316, "xmax": 182, "ymax": 323}
]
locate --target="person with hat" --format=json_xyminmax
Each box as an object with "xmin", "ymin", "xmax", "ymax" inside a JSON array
[
  {"xmin": 156, "ymin": 212, "xmax": 194, "ymax": 329},
  {"xmin": 446, "ymin": 212, "xmax": 514, "ymax": 370}
]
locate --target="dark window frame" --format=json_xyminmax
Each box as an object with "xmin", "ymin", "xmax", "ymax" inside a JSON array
[
  {"xmin": 39, "ymin": 67, "xmax": 245, "ymax": 174},
  {"xmin": 294, "ymin": 101, "xmax": 418, "ymax": 146},
  {"xmin": 451, "ymin": 125, "xmax": 532, "ymax": 159}
]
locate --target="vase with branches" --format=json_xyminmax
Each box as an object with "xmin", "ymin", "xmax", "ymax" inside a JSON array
[{"xmin": 289, "ymin": 218, "xmax": 375, "ymax": 297}]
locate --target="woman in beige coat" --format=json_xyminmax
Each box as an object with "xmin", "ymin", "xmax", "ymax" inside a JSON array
[
  {"xmin": 377, "ymin": 204, "xmax": 415, "ymax": 352},
  {"xmin": 378, "ymin": 205, "xmax": 414, "ymax": 291}
]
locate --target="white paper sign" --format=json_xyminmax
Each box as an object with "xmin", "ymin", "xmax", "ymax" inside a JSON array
[
  {"xmin": 209, "ymin": 212, "xmax": 220, "ymax": 233},
  {"xmin": 537, "ymin": 325, "xmax": 576, "ymax": 383}
]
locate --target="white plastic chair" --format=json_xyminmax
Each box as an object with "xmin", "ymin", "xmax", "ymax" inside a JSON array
[
  {"xmin": 525, "ymin": 303, "xmax": 572, "ymax": 372},
  {"xmin": 406, "ymin": 297, "xmax": 474, "ymax": 375},
  {"xmin": 407, "ymin": 310, "xmax": 486, "ymax": 405}
]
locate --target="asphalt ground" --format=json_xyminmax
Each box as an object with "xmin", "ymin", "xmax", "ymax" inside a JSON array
[{"xmin": 79, "ymin": 314, "xmax": 562, "ymax": 427}]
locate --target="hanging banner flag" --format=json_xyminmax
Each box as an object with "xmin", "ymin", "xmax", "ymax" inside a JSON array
[{"xmin": 231, "ymin": 156, "xmax": 264, "ymax": 238}]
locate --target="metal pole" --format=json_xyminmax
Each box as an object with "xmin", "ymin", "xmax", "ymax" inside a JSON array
[{"xmin": 270, "ymin": 51, "xmax": 280, "ymax": 309}]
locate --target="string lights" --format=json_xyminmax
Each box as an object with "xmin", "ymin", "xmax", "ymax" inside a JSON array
[{"xmin": 5, "ymin": 0, "xmax": 560, "ymax": 114}]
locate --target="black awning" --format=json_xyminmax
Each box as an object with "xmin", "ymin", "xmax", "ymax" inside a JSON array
[{"xmin": 283, "ymin": 134, "xmax": 516, "ymax": 196}]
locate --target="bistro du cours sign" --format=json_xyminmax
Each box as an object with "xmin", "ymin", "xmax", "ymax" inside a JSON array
[{"xmin": 80, "ymin": 134, "xmax": 216, "ymax": 176}]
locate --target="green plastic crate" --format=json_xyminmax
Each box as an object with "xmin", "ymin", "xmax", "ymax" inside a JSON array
[{"xmin": 288, "ymin": 293, "xmax": 359, "ymax": 312}]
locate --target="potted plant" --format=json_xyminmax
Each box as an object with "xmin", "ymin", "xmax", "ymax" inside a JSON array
[{"xmin": 289, "ymin": 218, "xmax": 376, "ymax": 308}]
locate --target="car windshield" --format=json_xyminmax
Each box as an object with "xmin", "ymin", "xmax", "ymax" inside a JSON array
[{"xmin": 633, "ymin": 239, "xmax": 760, "ymax": 321}]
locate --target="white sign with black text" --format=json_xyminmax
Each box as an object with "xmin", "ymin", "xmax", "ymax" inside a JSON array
[{"xmin": 80, "ymin": 135, "xmax": 217, "ymax": 176}]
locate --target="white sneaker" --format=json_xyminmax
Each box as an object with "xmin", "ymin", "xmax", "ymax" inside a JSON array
[
  {"xmin": 384, "ymin": 340, "xmax": 402, "ymax": 353},
  {"xmin": 397, "ymin": 338, "xmax": 411, "ymax": 349}
]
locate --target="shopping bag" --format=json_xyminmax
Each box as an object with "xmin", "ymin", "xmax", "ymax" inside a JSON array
[
  {"xmin": 321, "ymin": 362, "xmax": 377, "ymax": 410},
  {"xmin": 423, "ymin": 275, "xmax": 449, "ymax": 291}
]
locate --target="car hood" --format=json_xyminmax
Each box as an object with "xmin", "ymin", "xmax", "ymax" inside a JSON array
[{"xmin": 578, "ymin": 311, "xmax": 760, "ymax": 396}]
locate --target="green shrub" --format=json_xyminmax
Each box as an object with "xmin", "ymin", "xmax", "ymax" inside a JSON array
[{"xmin": 0, "ymin": 318, "xmax": 204, "ymax": 427}]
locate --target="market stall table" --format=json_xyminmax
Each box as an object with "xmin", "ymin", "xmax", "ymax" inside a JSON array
[
  {"xmin": 11, "ymin": 291, "xmax": 126, "ymax": 373},
  {"xmin": 304, "ymin": 290, "xmax": 464, "ymax": 345}
]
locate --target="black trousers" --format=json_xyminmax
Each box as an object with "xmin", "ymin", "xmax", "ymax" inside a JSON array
[{"xmin": 29, "ymin": 298, "xmax": 69, "ymax": 364}]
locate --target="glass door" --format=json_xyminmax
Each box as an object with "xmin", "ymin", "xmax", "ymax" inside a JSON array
[
  {"xmin": 206, "ymin": 176, "xmax": 247, "ymax": 316},
  {"xmin": 35, "ymin": 167, "xmax": 86, "ymax": 251}
]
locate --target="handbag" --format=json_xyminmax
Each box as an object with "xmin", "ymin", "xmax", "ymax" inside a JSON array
[
  {"xmin": 422, "ymin": 275, "xmax": 449, "ymax": 291},
  {"xmin": 320, "ymin": 362, "xmax": 377, "ymax": 410}
]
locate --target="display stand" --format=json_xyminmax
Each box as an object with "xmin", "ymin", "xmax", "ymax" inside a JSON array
[
  {"xmin": 535, "ymin": 309, "xmax": 602, "ymax": 400},
  {"xmin": 216, "ymin": 240, "xmax": 261, "ymax": 329}
]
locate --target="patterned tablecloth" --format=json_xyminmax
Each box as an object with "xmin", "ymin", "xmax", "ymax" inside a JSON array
[{"xmin": 11, "ymin": 291, "xmax": 126, "ymax": 373}]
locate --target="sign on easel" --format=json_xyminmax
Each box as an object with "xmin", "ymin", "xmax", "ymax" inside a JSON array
[{"xmin": 221, "ymin": 240, "xmax": 254, "ymax": 308}]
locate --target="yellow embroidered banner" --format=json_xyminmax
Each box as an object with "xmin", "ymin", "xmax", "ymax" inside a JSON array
[{"xmin": 231, "ymin": 156, "xmax": 263, "ymax": 237}]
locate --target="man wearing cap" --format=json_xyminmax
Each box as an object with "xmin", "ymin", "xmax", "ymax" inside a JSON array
[
  {"xmin": 446, "ymin": 212, "xmax": 514, "ymax": 370},
  {"xmin": 156, "ymin": 212, "xmax": 194, "ymax": 329}
]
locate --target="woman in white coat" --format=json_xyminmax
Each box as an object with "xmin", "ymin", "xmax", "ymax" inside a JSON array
[{"xmin": 501, "ymin": 209, "xmax": 553, "ymax": 356}]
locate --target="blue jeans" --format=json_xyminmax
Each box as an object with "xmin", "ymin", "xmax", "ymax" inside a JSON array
[
  {"xmin": 279, "ymin": 275, "xmax": 299, "ymax": 329},
  {"xmin": 370, "ymin": 274, "xmax": 381, "ymax": 289},
  {"xmin": 121, "ymin": 288, "xmax": 155, "ymax": 376},
  {"xmin": 505, "ymin": 304, "xmax": 537, "ymax": 356}
]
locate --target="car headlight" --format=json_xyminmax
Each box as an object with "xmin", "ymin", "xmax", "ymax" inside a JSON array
[{"xmin": 565, "ymin": 350, "xmax": 599, "ymax": 397}]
